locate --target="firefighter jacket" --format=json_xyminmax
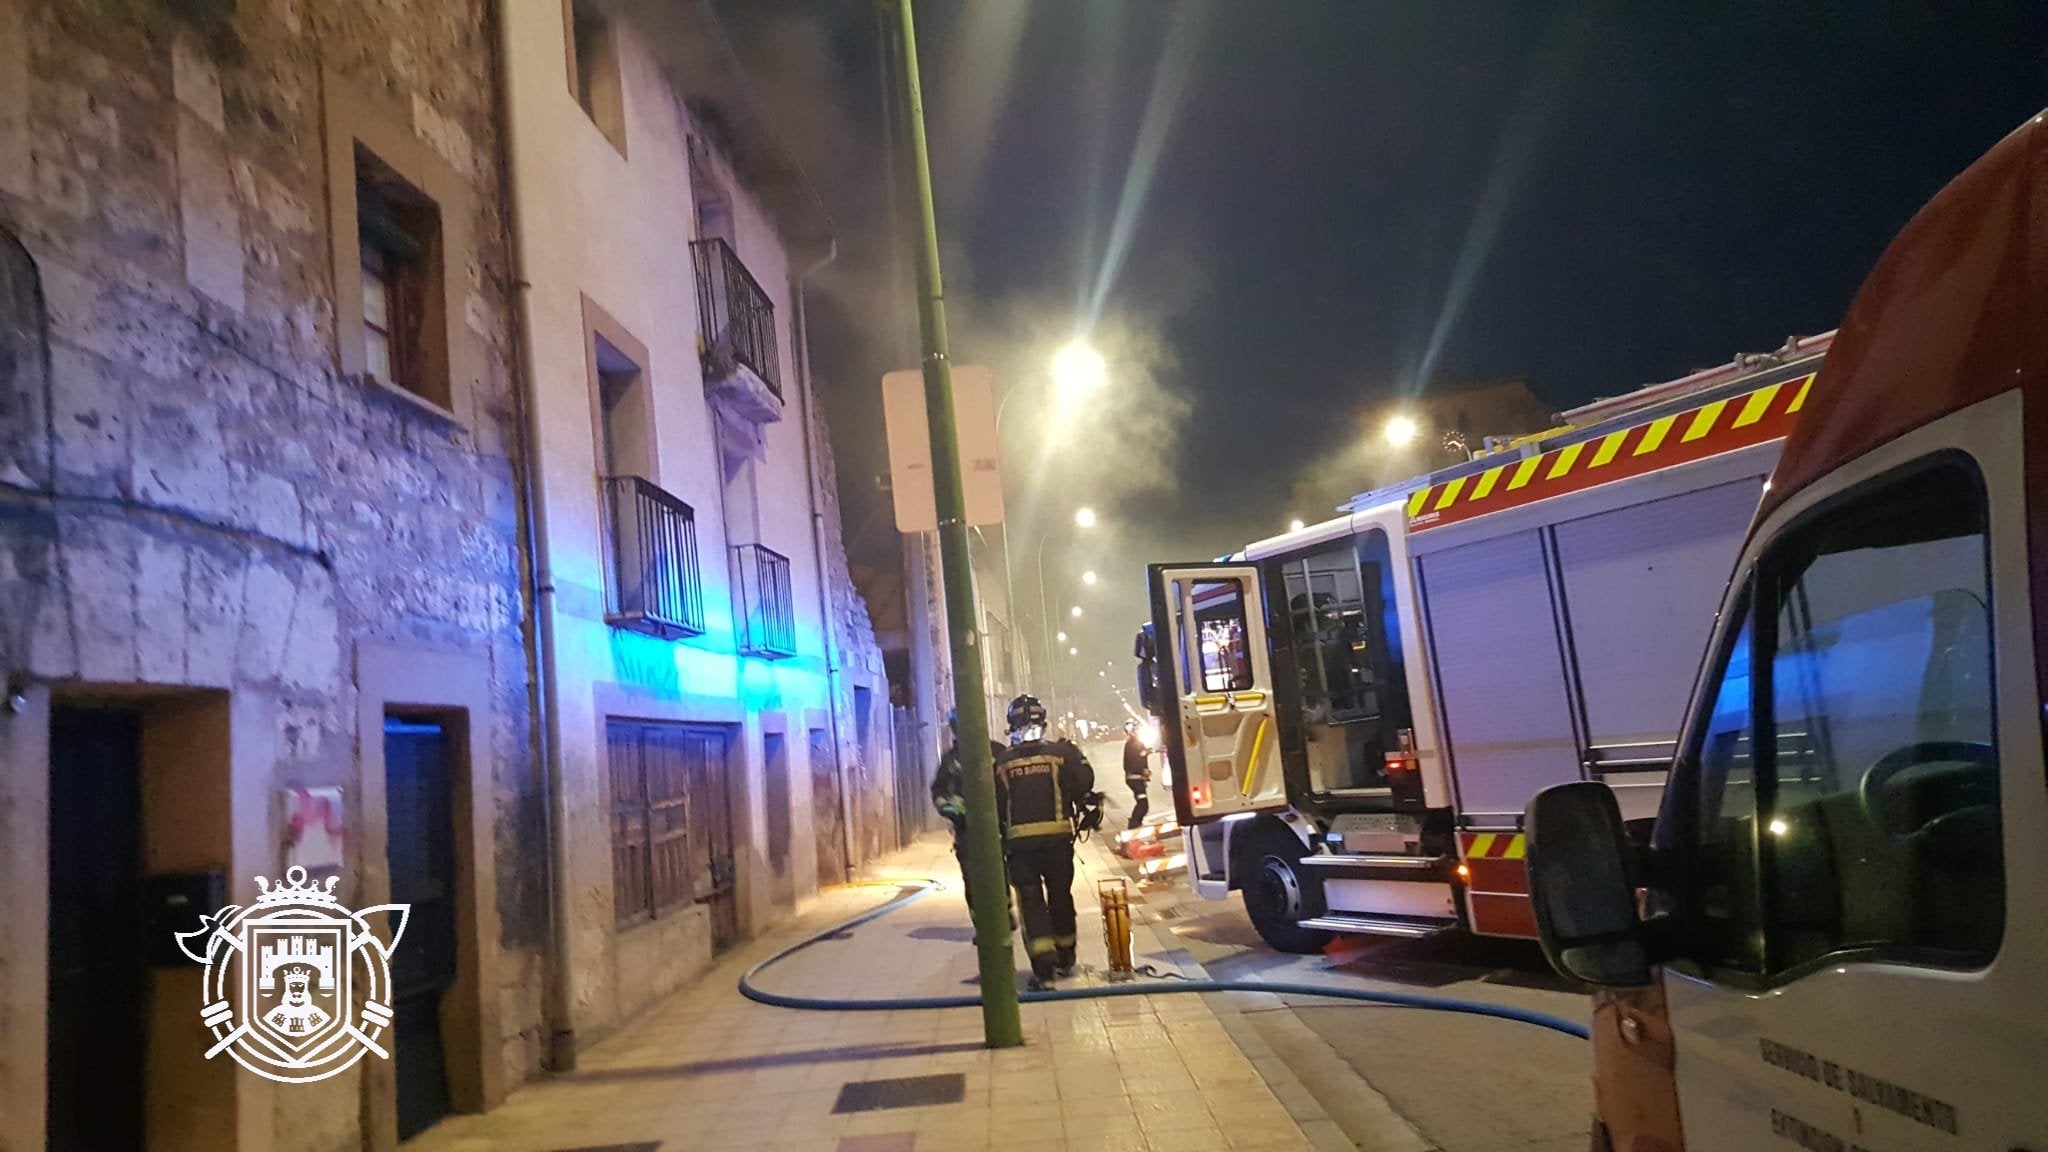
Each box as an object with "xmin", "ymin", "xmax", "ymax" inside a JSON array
[
  {"xmin": 1121, "ymin": 733, "xmax": 1151, "ymax": 785},
  {"xmin": 930, "ymin": 740, "xmax": 1004, "ymax": 838},
  {"xmin": 993, "ymin": 738, "xmax": 1095, "ymax": 843}
]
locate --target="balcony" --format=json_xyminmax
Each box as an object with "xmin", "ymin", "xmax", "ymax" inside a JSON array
[
  {"xmin": 603, "ymin": 476, "xmax": 706, "ymax": 639},
  {"xmin": 731, "ymin": 544, "xmax": 796, "ymax": 660},
  {"xmin": 691, "ymin": 238, "xmax": 782, "ymax": 419}
]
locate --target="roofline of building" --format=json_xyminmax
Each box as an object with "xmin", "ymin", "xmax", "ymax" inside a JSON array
[{"xmin": 604, "ymin": 0, "xmax": 836, "ymax": 250}]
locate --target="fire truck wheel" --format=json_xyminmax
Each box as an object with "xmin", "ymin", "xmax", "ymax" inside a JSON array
[{"xmin": 1243, "ymin": 829, "xmax": 1335, "ymax": 954}]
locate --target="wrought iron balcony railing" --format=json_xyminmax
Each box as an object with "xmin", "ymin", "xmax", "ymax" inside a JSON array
[
  {"xmin": 603, "ymin": 476, "xmax": 706, "ymax": 639},
  {"xmin": 690, "ymin": 237, "xmax": 781, "ymax": 400},
  {"xmin": 731, "ymin": 543, "xmax": 796, "ymax": 660}
]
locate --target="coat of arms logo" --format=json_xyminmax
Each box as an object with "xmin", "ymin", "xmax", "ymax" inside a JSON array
[{"xmin": 174, "ymin": 865, "xmax": 409, "ymax": 1084}]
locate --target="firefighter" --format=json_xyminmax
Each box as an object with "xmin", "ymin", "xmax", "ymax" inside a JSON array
[
  {"xmin": 930, "ymin": 712, "xmax": 1010, "ymax": 937},
  {"xmin": 992, "ymin": 694, "xmax": 1098, "ymax": 987},
  {"xmin": 1120, "ymin": 720, "xmax": 1152, "ymax": 830}
]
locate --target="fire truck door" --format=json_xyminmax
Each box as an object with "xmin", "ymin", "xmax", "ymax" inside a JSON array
[{"xmin": 1149, "ymin": 564, "xmax": 1287, "ymax": 823}]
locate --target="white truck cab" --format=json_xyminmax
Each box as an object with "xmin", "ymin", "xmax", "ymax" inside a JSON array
[{"xmin": 1526, "ymin": 113, "xmax": 2048, "ymax": 1152}]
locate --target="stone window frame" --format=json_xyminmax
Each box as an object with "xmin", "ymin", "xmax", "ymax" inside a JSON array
[
  {"xmin": 321, "ymin": 67, "xmax": 479, "ymax": 427},
  {"xmin": 563, "ymin": 0, "xmax": 628, "ymax": 157}
]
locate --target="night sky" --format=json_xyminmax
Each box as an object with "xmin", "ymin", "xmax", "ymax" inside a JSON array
[{"xmin": 716, "ymin": 1, "xmax": 2048, "ymax": 717}]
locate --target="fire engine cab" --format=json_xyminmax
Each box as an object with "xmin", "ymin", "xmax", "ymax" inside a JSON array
[
  {"xmin": 1525, "ymin": 114, "xmax": 2048, "ymax": 1151},
  {"xmin": 1142, "ymin": 334, "xmax": 1829, "ymax": 951}
]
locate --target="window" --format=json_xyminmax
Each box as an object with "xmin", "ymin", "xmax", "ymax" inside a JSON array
[
  {"xmin": 1670, "ymin": 459, "xmax": 2001, "ymax": 977},
  {"xmin": 1274, "ymin": 532, "xmax": 1413, "ymax": 791},
  {"xmin": 567, "ymin": 0, "xmax": 626, "ymax": 153},
  {"xmin": 1187, "ymin": 579, "xmax": 1255, "ymax": 693},
  {"xmin": 323, "ymin": 70, "xmax": 475, "ymax": 422},
  {"xmin": 353, "ymin": 148, "xmax": 444, "ymax": 404}
]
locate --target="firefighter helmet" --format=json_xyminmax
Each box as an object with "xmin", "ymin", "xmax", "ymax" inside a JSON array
[{"xmin": 1006, "ymin": 694, "xmax": 1047, "ymax": 735}]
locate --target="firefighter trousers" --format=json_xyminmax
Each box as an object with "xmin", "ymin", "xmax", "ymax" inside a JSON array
[
  {"xmin": 1125, "ymin": 778, "xmax": 1150, "ymax": 829},
  {"xmin": 1006, "ymin": 835, "xmax": 1077, "ymax": 980}
]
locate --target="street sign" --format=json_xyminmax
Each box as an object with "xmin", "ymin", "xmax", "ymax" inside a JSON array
[{"xmin": 882, "ymin": 365, "xmax": 1005, "ymax": 532}]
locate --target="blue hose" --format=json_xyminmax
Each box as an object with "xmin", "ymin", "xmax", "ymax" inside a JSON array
[{"xmin": 737, "ymin": 880, "xmax": 1590, "ymax": 1041}]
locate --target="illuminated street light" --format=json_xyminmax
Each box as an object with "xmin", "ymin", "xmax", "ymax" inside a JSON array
[
  {"xmin": 1052, "ymin": 341, "xmax": 1107, "ymax": 400},
  {"xmin": 1071, "ymin": 605, "xmax": 1084, "ymax": 619},
  {"xmin": 1383, "ymin": 415, "xmax": 1420, "ymax": 448},
  {"xmin": 1288, "ymin": 518, "xmax": 1305, "ymax": 533},
  {"xmin": 1069, "ymin": 646, "xmax": 1079, "ymax": 656},
  {"xmin": 1074, "ymin": 507, "xmax": 1098, "ymax": 529},
  {"xmin": 1082, "ymin": 570, "xmax": 1098, "ymax": 586},
  {"xmin": 1098, "ymin": 670, "xmax": 1107, "ymax": 678},
  {"xmin": 1056, "ymin": 631, "xmax": 1068, "ymax": 643}
]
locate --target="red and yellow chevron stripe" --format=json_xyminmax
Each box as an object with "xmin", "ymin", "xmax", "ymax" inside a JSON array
[
  {"xmin": 1407, "ymin": 374, "xmax": 1812, "ymax": 532},
  {"xmin": 1459, "ymin": 831, "xmax": 1536, "ymax": 938},
  {"xmin": 1462, "ymin": 832, "xmax": 1525, "ymax": 859}
]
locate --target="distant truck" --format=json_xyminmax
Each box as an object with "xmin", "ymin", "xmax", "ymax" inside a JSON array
[
  {"xmin": 1523, "ymin": 114, "xmax": 2048, "ymax": 1150},
  {"xmin": 1138, "ymin": 335, "xmax": 1829, "ymax": 952}
]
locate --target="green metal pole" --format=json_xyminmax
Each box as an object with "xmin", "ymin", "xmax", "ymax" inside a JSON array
[{"xmin": 885, "ymin": 0, "xmax": 1024, "ymax": 1049}]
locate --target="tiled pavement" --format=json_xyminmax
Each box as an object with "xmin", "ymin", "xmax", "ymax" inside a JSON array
[{"xmin": 405, "ymin": 831, "xmax": 1324, "ymax": 1152}]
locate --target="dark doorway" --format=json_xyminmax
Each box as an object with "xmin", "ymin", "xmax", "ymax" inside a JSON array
[
  {"xmin": 48, "ymin": 705, "xmax": 147, "ymax": 1152},
  {"xmin": 385, "ymin": 717, "xmax": 459, "ymax": 1140}
]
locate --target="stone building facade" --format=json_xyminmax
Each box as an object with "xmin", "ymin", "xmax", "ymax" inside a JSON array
[
  {"xmin": 499, "ymin": 0, "xmax": 894, "ymax": 1045},
  {"xmin": 0, "ymin": 1, "xmax": 890, "ymax": 1150},
  {"xmin": 0, "ymin": 3, "xmax": 542, "ymax": 1150}
]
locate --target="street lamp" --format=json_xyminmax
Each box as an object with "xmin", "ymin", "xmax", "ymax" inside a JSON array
[
  {"xmin": 1052, "ymin": 341, "xmax": 1107, "ymax": 402},
  {"xmin": 1082, "ymin": 570, "xmax": 1098, "ymax": 586},
  {"xmin": 1069, "ymin": 647, "xmax": 1079, "ymax": 656},
  {"xmin": 1056, "ymin": 631, "xmax": 1068, "ymax": 643},
  {"xmin": 1071, "ymin": 605, "xmax": 1084, "ymax": 619},
  {"xmin": 1036, "ymin": 510, "xmax": 1097, "ymax": 714},
  {"xmin": 1383, "ymin": 415, "xmax": 1420, "ymax": 447}
]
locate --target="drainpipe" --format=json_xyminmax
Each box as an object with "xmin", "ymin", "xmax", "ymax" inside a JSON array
[
  {"xmin": 491, "ymin": 0, "xmax": 577, "ymax": 1072},
  {"xmin": 791, "ymin": 243, "xmax": 859, "ymax": 877}
]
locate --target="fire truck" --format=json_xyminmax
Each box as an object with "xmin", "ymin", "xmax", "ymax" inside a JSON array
[
  {"xmin": 1522, "ymin": 115, "xmax": 2048, "ymax": 1150},
  {"xmin": 1140, "ymin": 335, "xmax": 1830, "ymax": 951}
]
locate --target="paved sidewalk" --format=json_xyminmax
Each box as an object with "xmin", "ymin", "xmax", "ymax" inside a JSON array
[{"xmin": 406, "ymin": 830, "xmax": 1316, "ymax": 1151}]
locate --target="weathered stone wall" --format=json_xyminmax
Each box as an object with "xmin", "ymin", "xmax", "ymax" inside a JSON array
[
  {"xmin": 0, "ymin": 0, "xmax": 542, "ymax": 1145},
  {"xmin": 805, "ymin": 371, "xmax": 895, "ymax": 862}
]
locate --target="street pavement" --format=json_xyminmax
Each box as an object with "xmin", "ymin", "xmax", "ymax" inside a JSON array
[{"xmin": 1080, "ymin": 739, "xmax": 1596, "ymax": 1152}]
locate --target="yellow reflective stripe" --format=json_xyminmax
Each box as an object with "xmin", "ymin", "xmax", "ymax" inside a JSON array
[
  {"xmin": 1503, "ymin": 836, "xmax": 1526, "ymax": 859},
  {"xmin": 1026, "ymin": 937, "xmax": 1059, "ymax": 955},
  {"xmin": 1241, "ymin": 716, "xmax": 1271, "ymax": 797},
  {"xmin": 1507, "ymin": 457, "xmax": 1543, "ymax": 490},
  {"xmin": 1433, "ymin": 475, "xmax": 1467, "ymax": 511},
  {"xmin": 1545, "ymin": 442, "xmax": 1584, "ymax": 480},
  {"xmin": 1589, "ymin": 431, "xmax": 1629, "ymax": 469},
  {"xmin": 1009, "ymin": 820, "xmax": 1072, "ymax": 839},
  {"xmin": 1406, "ymin": 488, "xmax": 1432, "ymax": 518},
  {"xmin": 1467, "ymin": 833, "xmax": 1493, "ymax": 857},
  {"xmin": 1633, "ymin": 415, "xmax": 1678, "ymax": 456},
  {"xmin": 1682, "ymin": 398, "xmax": 1729, "ymax": 443},
  {"xmin": 1471, "ymin": 465, "xmax": 1505, "ymax": 500},
  {"xmin": 1053, "ymin": 935, "xmax": 1078, "ymax": 948},
  {"xmin": 1731, "ymin": 383, "xmax": 1783, "ymax": 429},
  {"xmin": 1787, "ymin": 375, "xmax": 1813, "ymax": 413}
]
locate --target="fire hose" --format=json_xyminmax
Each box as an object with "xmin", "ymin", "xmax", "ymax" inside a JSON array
[{"xmin": 737, "ymin": 880, "xmax": 1591, "ymax": 1041}]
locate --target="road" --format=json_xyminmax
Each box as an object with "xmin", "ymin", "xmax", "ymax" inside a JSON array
[{"xmin": 1081, "ymin": 739, "xmax": 1596, "ymax": 1152}]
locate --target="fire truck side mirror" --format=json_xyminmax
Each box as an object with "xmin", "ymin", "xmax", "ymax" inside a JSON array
[{"xmin": 1526, "ymin": 782, "xmax": 1653, "ymax": 988}]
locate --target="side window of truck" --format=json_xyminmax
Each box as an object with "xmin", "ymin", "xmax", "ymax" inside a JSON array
[
  {"xmin": 1681, "ymin": 458, "xmax": 2001, "ymax": 978},
  {"xmin": 1189, "ymin": 580, "xmax": 1256, "ymax": 693}
]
